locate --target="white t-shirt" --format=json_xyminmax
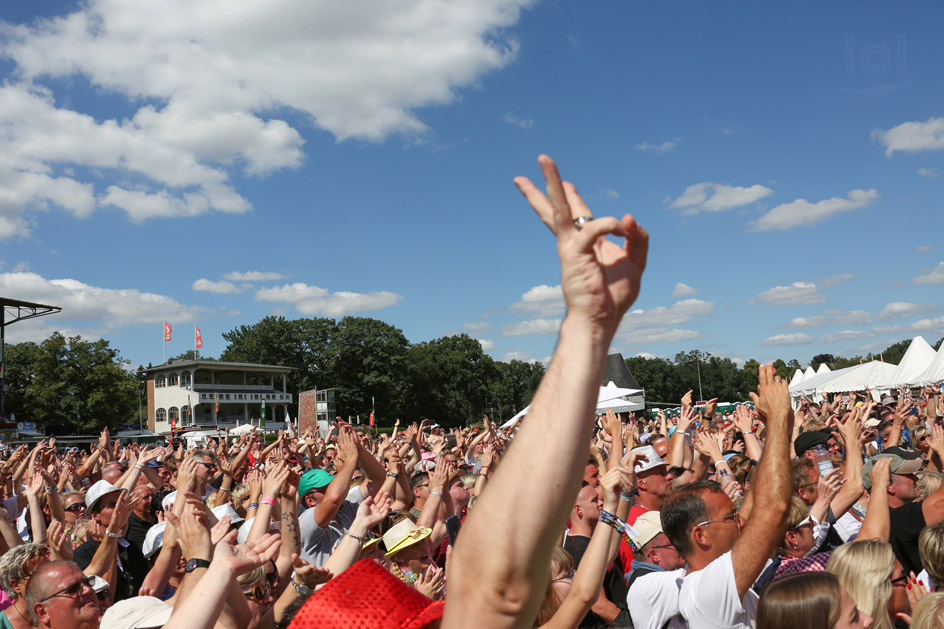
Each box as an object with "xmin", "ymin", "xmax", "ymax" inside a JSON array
[
  {"xmin": 627, "ymin": 568, "xmax": 687, "ymax": 629},
  {"xmin": 832, "ymin": 511, "xmax": 862, "ymax": 543},
  {"xmin": 678, "ymin": 551, "xmax": 759, "ymax": 629}
]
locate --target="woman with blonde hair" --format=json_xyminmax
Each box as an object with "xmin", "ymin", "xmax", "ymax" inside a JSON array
[
  {"xmin": 917, "ymin": 522, "xmax": 944, "ymax": 591},
  {"xmin": 908, "ymin": 592, "xmax": 944, "ymax": 629},
  {"xmin": 827, "ymin": 540, "xmax": 909, "ymax": 629},
  {"xmin": 757, "ymin": 572, "xmax": 872, "ymax": 629}
]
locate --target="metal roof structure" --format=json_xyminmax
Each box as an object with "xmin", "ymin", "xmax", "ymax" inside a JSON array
[{"xmin": 1, "ymin": 297, "xmax": 62, "ymax": 418}]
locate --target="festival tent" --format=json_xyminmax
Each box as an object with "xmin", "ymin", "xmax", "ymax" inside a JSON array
[
  {"xmin": 875, "ymin": 336, "xmax": 937, "ymax": 389},
  {"xmin": 803, "ymin": 366, "xmax": 816, "ymax": 380},
  {"xmin": 910, "ymin": 342, "xmax": 944, "ymax": 387},
  {"xmin": 816, "ymin": 363, "xmax": 831, "ymax": 374},
  {"xmin": 790, "ymin": 361, "xmax": 897, "ymax": 397},
  {"xmin": 500, "ymin": 384, "xmax": 645, "ymax": 428},
  {"xmin": 790, "ymin": 368, "xmax": 807, "ymax": 387}
]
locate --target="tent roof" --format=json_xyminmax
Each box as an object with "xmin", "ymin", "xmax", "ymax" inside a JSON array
[
  {"xmin": 816, "ymin": 363, "xmax": 831, "ymax": 374},
  {"xmin": 791, "ymin": 361, "xmax": 897, "ymax": 395},
  {"xmin": 911, "ymin": 342, "xmax": 944, "ymax": 387},
  {"xmin": 501, "ymin": 385, "xmax": 645, "ymax": 428},
  {"xmin": 876, "ymin": 336, "xmax": 937, "ymax": 388},
  {"xmin": 603, "ymin": 353, "xmax": 643, "ymax": 390},
  {"xmin": 790, "ymin": 368, "xmax": 806, "ymax": 386}
]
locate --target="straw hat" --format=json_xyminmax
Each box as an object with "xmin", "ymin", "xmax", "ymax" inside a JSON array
[{"xmin": 382, "ymin": 519, "xmax": 431, "ymax": 557}]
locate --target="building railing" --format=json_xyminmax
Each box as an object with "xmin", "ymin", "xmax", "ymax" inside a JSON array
[{"xmin": 192, "ymin": 384, "xmax": 280, "ymax": 392}]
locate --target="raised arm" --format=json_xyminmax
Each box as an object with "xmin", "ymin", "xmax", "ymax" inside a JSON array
[
  {"xmin": 731, "ymin": 364, "xmax": 794, "ymax": 599},
  {"xmin": 444, "ymin": 155, "xmax": 648, "ymax": 629}
]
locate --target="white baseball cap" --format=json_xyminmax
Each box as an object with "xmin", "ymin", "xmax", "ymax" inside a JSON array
[
  {"xmin": 142, "ymin": 521, "xmax": 168, "ymax": 558},
  {"xmin": 85, "ymin": 480, "xmax": 123, "ymax": 512},
  {"xmin": 629, "ymin": 445, "xmax": 667, "ymax": 474}
]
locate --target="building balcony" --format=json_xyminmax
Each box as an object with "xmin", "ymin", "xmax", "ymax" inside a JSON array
[{"xmin": 191, "ymin": 383, "xmax": 278, "ymax": 392}]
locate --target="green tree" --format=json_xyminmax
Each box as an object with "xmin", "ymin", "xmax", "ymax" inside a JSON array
[
  {"xmin": 408, "ymin": 334, "xmax": 497, "ymax": 427},
  {"xmin": 489, "ymin": 359, "xmax": 544, "ymax": 420},
  {"xmin": 327, "ymin": 317, "xmax": 410, "ymax": 422},
  {"xmin": 1, "ymin": 341, "xmax": 40, "ymax": 421},
  {"xmin": 12, "ymin": 333, "xmax": 137, "ymax": 434}
]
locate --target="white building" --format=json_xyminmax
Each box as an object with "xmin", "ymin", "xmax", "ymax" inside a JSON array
[{"xmin": 146, "ymin": 360, "xmax": 293, "ymax": 435}]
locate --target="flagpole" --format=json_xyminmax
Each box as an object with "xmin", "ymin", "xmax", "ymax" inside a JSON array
[{"xmin": 162, "ymin": 322, "xmax": 166, "ymax": 364}]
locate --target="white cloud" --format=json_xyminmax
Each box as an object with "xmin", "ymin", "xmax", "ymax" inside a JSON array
[
  {"xmin": 633, "ymin": 352, "xmax": 661, "ymax": 359},
  {"xmin": 192, "ymin": 278, "xmax": 241, "ymax": 294},
  {"xmin": 636, "ymin": 138, "xmax": 680, "ymax": 154},
  {"xmin": 785, "ymin": 309, "xmax": 871, "ymax": 330},
  {"xmin": 502, "ymin": 351, "xmax": 539, "ymax": 363},
  {"xmin": 255, "ymin": 282, "xmax": 403, "ymax": 316},
  {"xmin": 501, "ymin": 318, "xmax": 562, "ymax": 336},
  {"xmin": 751, "ymin": 189, "xmax": 878, "ymax": 231},
  {"xmin": 918, "ymin": 168, "xmax": 939, "ymax": 178},
  {"xmin": 223, "ymin": 271, "xmax": 284, "ymax": 282},
  {"xmin": 0, "ymin": 0, "xmax": 533, "ymax": 237},
  {"xmin": 501, "ymin": 112, "xmax": 533, "ymax": 128},
  {"xmin": 761, "ymin": 333, "xmax": 814, "ymax": 347},
  {"xmin": 477, "ymin": 338, "xmax": 495, "ymax": 351},
  {"xmin": 628, "ymin": 328, "xmax": 704, "ymax": 345},
  {"xmin": 672, "ymin": 282, "xmax": 697, "ymax": 297},
  {"xmin": 757, "ymin": 282, "xmax": 826, "ymax": 306},
  {"xmin": 463, "ymin": 322, "xmax": 492, "ymax": 333},
  {"xmin": 510, "ymin": 284, "xmax": 565, "ymax": 317},
  {"xmin": 916, "ymin": 246, "xmax": 935, "ymax": 252},
  {"xmin": 914, "ymin": 262, "xmax": 944, "ymax": 285},
  {"xmin": 818, "ymin": 330, "xmax": 875, "ymax": 343},
  {"xmin": 876, "ymin": 302, "xmax": 936, "ymax": 320},
  {"xmin": 872, "ymin": 117, "xmax": 944, "ymax": 156},
  {"xmin": 668, "ymin": 182, "xmax": 773, "ymax": 215},
  {"xmin": 618, "ymin": 298, "xmax": 714, "ymax": 333},
  {"xmin": 818, "ymin": 273, "xmax": 854, "ymax": 289},
  {"xmin": 0, "ymin": 271, "xmax": 203, "ymax": 340},
  {"xmin": 874, "ymin": 316, "xmax": 944, "ymax": 336}
]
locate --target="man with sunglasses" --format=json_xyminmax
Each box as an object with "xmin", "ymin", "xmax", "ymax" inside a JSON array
[
  {"xmin": 653, "ymin": 365, "xmax": 794, "ymax": 628},
  {"xmin": 25, "ymin": 561, "xmax": 100, "ymax": 629}
]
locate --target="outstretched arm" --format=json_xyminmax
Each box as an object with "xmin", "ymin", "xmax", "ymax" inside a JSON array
[{"xmin": 444, "ymin": 155, "xmax": 648, "ymax": 629}]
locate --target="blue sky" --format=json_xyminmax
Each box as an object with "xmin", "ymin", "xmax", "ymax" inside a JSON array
[{"xmin": 1, "ymin": 0, "xmax": 943, "ymax": 371}]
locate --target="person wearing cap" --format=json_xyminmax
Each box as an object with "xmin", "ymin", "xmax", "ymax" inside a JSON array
[
  {"xmin": 626, "ymin": 511, "xmax": 687, "ymax": 629},
  {"xmin": 383, "ymin": 519, "xmax": 441, "ymax": 597},
  {"xmin": 71, "ymin": 481, "xmax": 148, "ymax": 603}
]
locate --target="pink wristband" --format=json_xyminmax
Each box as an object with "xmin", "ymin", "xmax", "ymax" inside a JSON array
[{"xmin": 260, "ymin": 496, "xmax": 276, "ymax": 506}]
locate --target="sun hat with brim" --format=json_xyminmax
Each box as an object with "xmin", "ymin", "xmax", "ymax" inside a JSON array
[
  {"xmin": 100, "ymin": 595, "xmax": 174, "ymax": 629},
  {"xmin": 447, "ymin": 468, "xmax": 465, "ymax": 485},
  {"xmin": 629, "ymin": 445, "xmax": 667, "ymax": 474},
  {"xmin": 383, "ymin": 519, "xmax": 432, "ymax": 557},
  {"xmin": 211, "ymin": 503, "xmax": 245, "ymax": 526},
  {"xmin": 287, "ymin": 558, "xmax": 443, "ymax": 629},
  {"xmin": 142, "ymin": 521, "xmax": 168, "ymax": 558},
  {"xmin": 362, "ymin": 535, "xmax": 385, "ymax": 552},
  {"xmin": 862, "ymin": 453, "xmax": 923, "ymax": 490},
  {"xmin": 85, "ymin": 480, "xmax": 123, "ymax": 512},
  {"xmin": 89, "ymin": 575, "xmax": 109, "ymax": 594},
  {"xmin": 299, "ymin": 469, "xmax": 335, "ymax": 498}
]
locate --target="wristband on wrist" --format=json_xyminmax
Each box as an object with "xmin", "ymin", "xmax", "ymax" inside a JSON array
[
  {"xmin": 386, "ymin": 472, "xmax": 398, "ymax": 478},
  {"xmin": 106, "ymin": 531, "xmax": 121, "ymax": 538},
  {"xmin": 44, "ymin": 485, "xmax": 57, "ymax": 493},
  {"xmin": 218, "ymin": 486, "xmax": 231, "ymax": 492},
  {"xmin": 247, "ymin": 502, "xmax": 259, "ymax": 510},
  {"xmin": 429, "ymin": 490, "xmax": 443, "ymax": 499},
  {"xmin": 260, "ymin": 496, "xmax": 276, "ymax": 506},
  {"xmin": 346, "ymin": 531, "xmax": 367, "ymax": 542}
]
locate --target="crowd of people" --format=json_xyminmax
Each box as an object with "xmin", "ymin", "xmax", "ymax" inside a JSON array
[{"xmin": 0, "ymin": 155, "xmax": 943, "ymax": 629}]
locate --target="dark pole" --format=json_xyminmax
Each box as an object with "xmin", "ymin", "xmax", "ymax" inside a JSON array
[{"xmin": 0, "ymin": 306, "xmax": 5, "ymax": 418}]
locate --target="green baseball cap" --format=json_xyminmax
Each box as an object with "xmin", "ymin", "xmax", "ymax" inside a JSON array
[{"xmin": 299, "ymin": 469, "xmax": 335, "ymax": 497}]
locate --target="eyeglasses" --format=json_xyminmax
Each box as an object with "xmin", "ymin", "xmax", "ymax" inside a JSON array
[
  {"xmin": 196, "ymin": 462, "xmax": 218, "ymax": 471},
  {"xmin": 890, "ymin": 574, "xmax": 909, "ymax": 587},
  {"xmin": 414, "ymin": 484, "xmax": 430, "ymax": 490},
  {"xmin": 552, "ymin": 570, "xmax": 575, "ymax": 582},
  {"xmin": 792, "ymin": 516, "xmax": 813, "ymax": 530},
  {"xmin": 696, "ymin": 510, "xmax": 740, "ymax": 529},
  {"xmin": 649, "ymin": 544, "xmax": 677, "ymax": 551},
  {"xmin": 243, "ymin": 582, "xmax": 272, "ymax": 601},
  {"xmin": 38, "ymin": 576, "xmax": 95, "ymax": 602},
  {"xmin": 65, "ymin": 503, "xmax": 86, "ymax": 513}
]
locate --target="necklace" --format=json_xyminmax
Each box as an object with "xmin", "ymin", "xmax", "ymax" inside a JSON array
[{"xmin": 12, "ymin": 599, "xmax": 36, "ymax": 626}]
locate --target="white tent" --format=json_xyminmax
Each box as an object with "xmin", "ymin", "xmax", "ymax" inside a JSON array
[
  {"xmin": 791, "ymin": 361, "xmax": 897, "ymax": 396},
  {"xmin": 790, "ymin": 368, "xmax": 806, "ymax": 387},
  {"xmin": 803, "ymin": 366, "xmax": 816, "ymax": 380},
  {"xmin": 875, "ymin": 336, "xmax": 937, "ymax": 389},
  {"xmin": 816, "ymin": 363, "xmax": 831, "ymax": 374},
  {"xmin": 910, "ymin": 342, "xmax": 944, "ymax": 386},
  {"xmin": 501, "ymin": 384, "xmax": 645, "ymax": 429}
]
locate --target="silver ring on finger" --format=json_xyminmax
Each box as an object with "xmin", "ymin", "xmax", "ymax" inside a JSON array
[{"xmin": 573, "ymin": 216, "xmax": 594, "ymax": 230}]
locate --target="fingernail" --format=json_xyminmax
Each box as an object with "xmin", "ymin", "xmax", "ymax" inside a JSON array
[{"xmin": 907, "ymin": 584, "xmax": 912, "ymax": 590}]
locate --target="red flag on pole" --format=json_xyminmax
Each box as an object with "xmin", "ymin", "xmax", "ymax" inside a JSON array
[
  {"xmin": 215, "ymin": 393, "xmax": 220, "ymax": 413},
  {"xmin": 369, "ymin": 411, "xmax": 375, "ymax": 427},
  {"xmin": 164, "ymin": 322, "xmax": 172, "ymax": 342},
  {"xmin": 195, "ymin": 326, "xmax": 203, "ymax": 349}
]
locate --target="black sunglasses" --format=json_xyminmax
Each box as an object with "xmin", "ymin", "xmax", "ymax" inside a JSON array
[
  {"xmin": 243, "ymin": 582, "xmax": 271, "ymax": 601},
  {"xmin": 65, "ymin": 503, "xmax": 87, "ymax": 512},
  {"xmin": 38, "ymin": 576, "xmax": 94, "ymax": 602},
  {"xmin": 196, "ymin": 462, "xmax": 218, "ymax": 471}
]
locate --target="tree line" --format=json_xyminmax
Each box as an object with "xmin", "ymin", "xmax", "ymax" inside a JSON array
[{"xmin": 2, "ymin": 316, "xmax": 938, "ymax": 434}]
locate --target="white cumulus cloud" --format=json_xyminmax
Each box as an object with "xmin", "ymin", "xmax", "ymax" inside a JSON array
[
  {"xmin": 761, "ymin": 333, "xmax": 814, "ymax": 347},
  {"xmin": 477, "ymin": 339, "xmax": 495, "ymax": 351},
  {"xmin": 511, "ymin": 284, "xmax": 565, "ymax": 317},
  {"xmin": 784, "ymin": 309, "xmax": 871, "ymax": 330},
  {"xmin": 668, "ymin": 182, "xmax": 773, "ymax": 215},
  {"xmin": 757, "ymin": 282, "xmax": 826, "ymax": 306},
  {"xmin": 255, "ymin": 282, "xmax": 403, "ymax": 316},
  {"xmin": 672, "ymin": 282, "xmax": 697, "ymax": 297},
  {"xmin": 918, "ymin": 168, "xmax": 939, "ymax": 178},
  {"xmin": 192, "ymin": 278, "xmax": 242, "ymax": 294},
  {"xmin": 876, "ymin": 302, "xmax": 936, "ymax": 320},
  {"xmin": 636, "ymin": 138, "xmax": 680, "ymax": 154},
  {"xmin": 501, "ymin": 318, "xmax": 562, "ymax": 337},
  {"xmin": 501, "ymin": 112, "xmax": 533, "ymax": 128},
  {"xmin": 751, "ymin": 189, "xmax": 878, "ymax": 232},
  {"xmin": 914, "ymin": 262, "xmax": 944, "ymax": 285},
  {"xmin": 818, "ymin": 330, "xmax": 875, "ymax": 343},
  {"xmin": 223, "ymin": 271, "xmax": 284, "ymax": 282},
  {"xmin": 872, "ymin": 117, "xmax": 944, "ymax": 156}
]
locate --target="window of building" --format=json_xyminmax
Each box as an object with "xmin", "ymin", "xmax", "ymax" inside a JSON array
[
  {"xmin": 156, "ymin": 408, "xmax": 167, "ymax": 423},
  {"xmin": 156, "ymin": 376, "xmax": 165, "ymax": 388},
  {"xmin": 182, "ymin": 371, "xmax": 192, "ymax": 387},
  {"xmin": 169, "ymin": 407, "xmax": 179, "ymax": 423},
  {"xmin": 168, "ymin": 374, "xmax": 179, "ymax": 386}
]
